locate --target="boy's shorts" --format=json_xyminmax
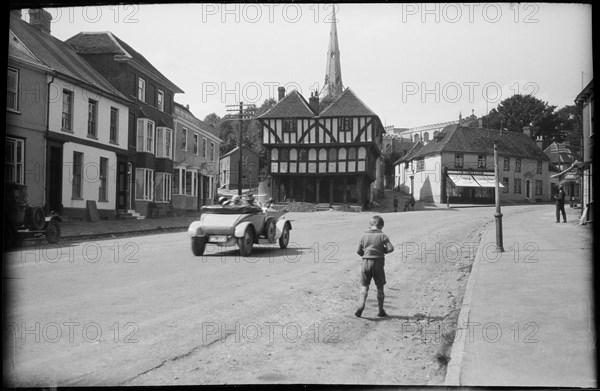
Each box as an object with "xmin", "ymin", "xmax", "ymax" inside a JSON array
[{"xmin": 360, "ymin": 258, "xmax": 386, "ymax": 288}]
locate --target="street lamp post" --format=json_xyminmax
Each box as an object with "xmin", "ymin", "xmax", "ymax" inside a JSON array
[{"xmin": 494, "ymin": 141, "xmax": 504, "ymax": 252}]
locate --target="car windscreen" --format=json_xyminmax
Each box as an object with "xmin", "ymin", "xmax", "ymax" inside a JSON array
[{"xmin": 201, "ymin": 205, "xmax": 262, "ymax": 215}]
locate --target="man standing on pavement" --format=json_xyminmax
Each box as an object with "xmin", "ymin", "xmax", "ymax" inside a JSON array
[
  {"xmin": 554, "ymin": 184, "xmax": 567, "ymax": 223},
  {"xmin": 393, "ymin": 196, "xmax": 399, "ymax": 212}
]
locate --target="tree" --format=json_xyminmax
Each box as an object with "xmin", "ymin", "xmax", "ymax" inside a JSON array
[
  {"xmin": 555, "ymin": 105, "xmax": 582, "ymax": 149},
  {"xmin": 482, "ymin": 94, "xmax": 559, "ymax": 144}
]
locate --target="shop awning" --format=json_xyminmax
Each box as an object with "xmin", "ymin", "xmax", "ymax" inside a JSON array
[
  {"xmin": 448, "ymin": 174, "xmax": 503, "ymax": 188},
  {"xmin": 472, "ymin": 174, "xmax": 504, "ymax": 188},
  {"xmin": 448, "ymin": 174, "xmax": 479, "ymax": 187}
]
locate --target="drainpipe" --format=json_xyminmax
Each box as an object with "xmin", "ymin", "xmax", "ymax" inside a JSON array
[{"xmin": 44, "ymin": 72, "xmax": 56, "ymax": 214}]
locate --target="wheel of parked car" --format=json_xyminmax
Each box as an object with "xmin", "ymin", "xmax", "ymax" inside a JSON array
[
  {"xmin": 265, "ymin": 218, "xmax": 276, "ymax": 243},
  {"xmin": 191, "ymin": 237, "xmax": 207, "ymax": 256},
  {"xmin": 45, "ymin": 220, "xmax": 61, "ymax": 244},
  {"xmin": 238, "ymin": 227, "xmax": 254, "ymax": 257},
  {"xmin": 279, "ymin": 224, "xmax": 290, "ymax": 249},
  {"xmin": 30, "ymin": 206, "xmax": 45, "ymax": 231}
]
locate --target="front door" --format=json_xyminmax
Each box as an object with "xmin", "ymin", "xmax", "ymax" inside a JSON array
[
  {"xmin": 526, "ymin": 180, "xmax": 531, "ymax": 198},
  {"xmin": 47, "ymin": 144, "xmax": 63, "ymax": 214},
  {"xmin": 117, "ymin": 161, "xmax": 128, "ymax": 210}
]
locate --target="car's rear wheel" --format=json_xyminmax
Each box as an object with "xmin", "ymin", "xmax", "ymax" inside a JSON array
[
  {"xmin": 238, "ymin": 227, "xmax": 254, "ymax": 257},
  {"xmin": 279, "ymin": 224, "xmax": 290, "ymax": 249},
  {"xmin": 31, "ymin": 206, "xmax": 45, "ymax": 231},
  {"xmin": 45, "ymin": 220, "xmax": 61, "ymax": 244},
  {"xmin": 191, "ymin": 237, "xmax": 207, "ymax": 256}
]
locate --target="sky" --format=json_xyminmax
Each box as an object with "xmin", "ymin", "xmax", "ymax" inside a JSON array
[{"xmin": 22, "ymin": 3, "xmax": 593, "ymax": 129}]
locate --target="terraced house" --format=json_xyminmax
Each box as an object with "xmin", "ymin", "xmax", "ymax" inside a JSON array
[
  {"xmin": 172, "ymin": 103, "xmax": 221, "ymax": 213},
  {"xmin": 66, "ymin": 31, "xmax": 183, "ymax": 218},
  {"xmin": 395, "ymin": 124, "xmax": 550, "ymax": 204},
  {"xmin": 9, "ymin": 10, "xmax": 130, "ymax": 220}
]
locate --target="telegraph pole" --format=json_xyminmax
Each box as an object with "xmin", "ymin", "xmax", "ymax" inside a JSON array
[
  {"xmin": 494, "ymin": 141, "xmax": 504, "ymax": 252},
  {"xmin": 225, "ymin": 102, "xmax": 256, "ymax": 195}
]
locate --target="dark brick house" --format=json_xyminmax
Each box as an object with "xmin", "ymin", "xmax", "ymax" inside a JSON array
[{"xmin": 67, "ymin": 32, "xmax": 184, "ymax": 217}]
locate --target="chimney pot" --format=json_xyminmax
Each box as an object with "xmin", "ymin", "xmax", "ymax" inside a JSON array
[
  {"xmin": 309, "ymin": 92, "xmax": 320, "ymax": 114},
  {"xmin": 28, "ymin": 8, "xmax": 52, "ymax": 34},
  {"xmin": 277, "ymin": 86, "xmax": 285, "ymax": 101}
]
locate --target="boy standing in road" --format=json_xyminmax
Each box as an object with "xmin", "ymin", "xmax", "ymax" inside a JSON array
[{"xmin": 355, "ymin": 215, "xmax": 395, "ymax": 318}]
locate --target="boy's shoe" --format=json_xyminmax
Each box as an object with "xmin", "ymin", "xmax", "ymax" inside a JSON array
[
  {"xmin": 354, "ymin": 308, "xmax": 363, "ymax": 317},
  {"xmin": 377, "ymin": 310, "xmax": 388, "ymax": 317}
]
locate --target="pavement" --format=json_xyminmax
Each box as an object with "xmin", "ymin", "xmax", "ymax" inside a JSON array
[
  {"xmin": 444, "ymin": 205, "xmax": 596, "ymax": 387},
  {"xmin": 57, "ymin": 215, "xmax": 199, "ymax": 242}
]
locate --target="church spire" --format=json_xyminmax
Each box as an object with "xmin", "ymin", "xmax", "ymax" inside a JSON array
[{"xmin": 323, "ymin": 5, "xmax": 343, "ymax": 99}]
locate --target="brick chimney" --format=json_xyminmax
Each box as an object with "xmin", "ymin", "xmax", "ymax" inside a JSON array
[
  {"xmin": 277, "ymin": 86, "xmax": 285, "ymax": 101},
  {"xmin": 522, "ymin": 125, "xmax": 532, "ymax": 138},
  {"xmin": 535, "ymin": 135, "xmax": 544, "ymax": 150},
  {"xmin": 309, "ymin": 90, "xmax": 320, "ymax": 114},
  {"xmin": 29, "ymin": 8, "xmax": 52, "ymax": 34}
]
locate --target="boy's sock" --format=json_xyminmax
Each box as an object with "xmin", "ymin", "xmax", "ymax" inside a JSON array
[{"xmin": 377, "ymin": 290, "xmax": 386, "ymax": 317}]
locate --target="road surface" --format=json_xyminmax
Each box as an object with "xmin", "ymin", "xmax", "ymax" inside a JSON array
[{"xmin": 5, "ymin": 205, "xmax": 518, "ymax": 386}]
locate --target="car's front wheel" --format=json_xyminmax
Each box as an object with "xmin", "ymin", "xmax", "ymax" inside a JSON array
[
  {"xmin": 191, "ymin": 237, "xmax": 207, "ymax": 256},
  {"xmin": 279, "ymin": 224, "xmax": 290, "ymax": 249},
  {"xmin": 238, "ymin": 227, "xmax": 254, "ymax": 257}
]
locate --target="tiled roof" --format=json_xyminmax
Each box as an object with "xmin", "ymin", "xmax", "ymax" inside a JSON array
[
  {"xmin": 258, "ymin": 90, "xmax": 317, "ymax": 119},
  {"xmin": 319, "ymin": 87, "xmax": 377, "ymax": 117},
  {"xmin": 543, "ymin": 142, "xmax": 579, "ymax": 163},
  {"xmin": 174, "ymin": 102, "xmax": 220, "ymax": 139},
  {"xmin": 66, "ymin": 31, "xmax": 183, "ymax": 93},
  {"xmin": 406, "ymin": 124, "xmax": 549, "ymax": 161},
  {"xmin": 396, "ymin": 141, "xmax": 424, "ymax": 164},
  {"xmin": 10, "ymin": 16, "xmax": 128, "ymax": 101}
]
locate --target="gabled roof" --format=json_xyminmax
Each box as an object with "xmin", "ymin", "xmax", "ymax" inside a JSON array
[
  {"xmin": 543, "ymin": 142, "xmax": 580, "ymax": 164},
  {"xmin": 258, "ymin": 90, "xmax": 317, "ymax": 119},
  {"xmin": 404, "ymin": 124, "xmax": 549, "ymax": 161},
  {"xmin": 66, "ymin": 31, "xmax": 183, "ymax": 94},
  {"xmin": 319, "ymin": 87, "xmax": 377, "ymax": 117},
  {"xmin": 9, "ymin": 15, "xmax": 129, "ymax": 101}
]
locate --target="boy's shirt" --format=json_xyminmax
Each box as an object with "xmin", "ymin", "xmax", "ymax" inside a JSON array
[{"xmin": 357, "ymin": 229, "xmax": 391, "ymax": 260}]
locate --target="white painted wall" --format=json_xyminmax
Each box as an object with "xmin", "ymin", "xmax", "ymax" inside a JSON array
[
  {"xmin": 61, "ymin": 143, "xmax": 117, "ymax": 210},
  {"xmin": 48, "ymin": 77, "xmax": 128, "ymax": 150}
]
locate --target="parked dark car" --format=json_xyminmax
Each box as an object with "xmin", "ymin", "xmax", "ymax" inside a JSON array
[{"xmin": 4, "ymin": 183, "xmax": 62, "ymax": 247}]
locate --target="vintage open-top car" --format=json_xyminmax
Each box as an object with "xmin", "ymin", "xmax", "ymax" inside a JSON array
[
  {"xmin": 187, "ymin": 201, "xmax": 292, "ymax": 257},
  {"xmin": 4, "ymin": 183, "xmax": 62, "ymax": 247}
]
